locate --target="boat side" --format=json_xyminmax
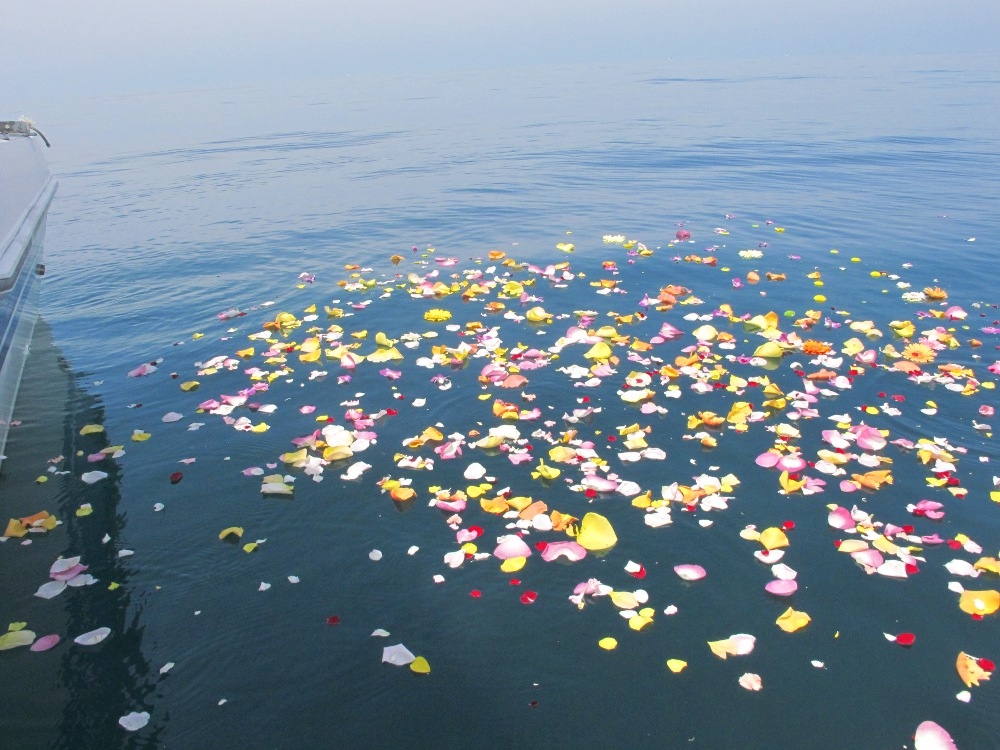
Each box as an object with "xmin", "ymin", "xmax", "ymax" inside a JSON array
[{"xmin": 0, "ymin": 122, "xmax": 57, "ymax": 466}]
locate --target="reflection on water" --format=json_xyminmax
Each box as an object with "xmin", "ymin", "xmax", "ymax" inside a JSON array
[{"xmin": 0, "ymin": 320, "xmax": 160, "ymax": 749}]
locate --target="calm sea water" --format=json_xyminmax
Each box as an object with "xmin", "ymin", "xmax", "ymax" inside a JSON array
[{"xmin": 3, "ymin": 54, "xmax": 1000, "ymax": 749}]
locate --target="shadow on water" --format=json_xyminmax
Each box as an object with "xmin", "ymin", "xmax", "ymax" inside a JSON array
[{"xmin": 0, "ymin": 319, "xmax": 160, "ymax": 749}]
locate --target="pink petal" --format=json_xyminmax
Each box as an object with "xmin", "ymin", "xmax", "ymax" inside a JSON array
[
  {"xmin": 755, "ymin": 451, "xmax": 781, "ymax": 468},
  {"xmin": 582, "ymin": 475, "xmax": 619, "ymax": 493},
  {"xmin": 493, "ymin": 536, "xmax": 533, "ymax": 560},
  {"xmin": 914, "ymin": 721, "xmax": 957, "ymax": 750},
  {"xmin": 853, "ymin": 425, "xmax": 887, "ymax": 452},
  {"xmin": 674, "ymin": 564, "xmax": 707, "ymax": 581},
  {"xmin": 455, "ymin": 527, "xmax": 482, "ymax": 544},
  {"xmin": 765, "ymin": 579, "xmax": 798, "ymax": 596},
  {"xmin": 828, "ymin": 506, "xmax": 856, "ymax": 530},
  {"xmin": 435, "ymin": 498, "xmax": 467, "ymax": 513},
  {"xmin": 30, "ymin": 634, "xmax": 61, "ymax": 652},
  {"xmin": 540, "ymin": 541, "xmax": 588, "ymax": 562},
  {"xmin": 851, "ymin": 548, "xmax": 885, "ymax": 569},
  {"xmin": 776, "ymin": 454, "xmax": 808, "ymax": 473}
]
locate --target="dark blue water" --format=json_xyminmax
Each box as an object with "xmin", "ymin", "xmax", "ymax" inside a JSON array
[{"xmin": 3, "ymin": 54, "xmax": 1000, "ymax": 749}]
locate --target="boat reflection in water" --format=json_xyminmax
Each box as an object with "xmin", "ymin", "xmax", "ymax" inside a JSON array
[{"xmin": 0, "ymin": 319, "xmax": 162, "ymax": 748}]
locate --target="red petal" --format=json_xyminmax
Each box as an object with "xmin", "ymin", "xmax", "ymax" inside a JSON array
[
  {"xmin": 326, "ymin": 615, "xmax": 341, "ymax": 625},
  {"xmin": 946, "ymin": 539, "xmax": 963, "ymax": 550},
  {"xmin": 629, "ymin": 566, "xmax": 647, "ymax": 579},
  {"xmin": 469, "ymin": 590, "xmax": 482, "ymax": 598},
  {"xmin": 902, "ymin": 525, "xmax": 915, "ymax": 534},
  {"xmin": 509, "ymin": 579, "xmax": 521, "ymax": 586},
  {"xmin": 169, "ymin": 472, "xmax": 183, "ymax": 484},
  {"xmin": 534, "ymin": 542, "xmax": 548, "ymax": 551},
  {"xmin": 386, "ymin": 409, "xmax": 398, "ymax": 416},
  {"xmin": 520, "ymin": 591, "xmax": 538, "ymax": 604},
  {"xmin": 895, "ymin": 632, "xmax": 916, "ymax": 647},
  {"xmin": 905, "ymin": 563, "xmax": 919, "ymax": 575},
  {"xmin": 782, "ymin": 520, "xmax": 796, "ymax": 530},
  {"xmin": 976, "ymin": 658, "xmax": 995, "ymax": 672},
  {"xmin": 469, "ymin": 525, "xmax": 484, "ymax": 537}
]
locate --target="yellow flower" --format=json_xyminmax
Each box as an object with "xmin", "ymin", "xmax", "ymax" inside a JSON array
[{"xmin": 424, "ymin": 308, "xmax": 452, "ymax": 322}]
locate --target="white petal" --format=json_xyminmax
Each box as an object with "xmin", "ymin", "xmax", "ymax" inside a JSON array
[
  {"xmin": 74, "ymin": 627, "xmax": 111, "ymax": 646},
  {"xmin": 118, "ymin": 711, "xmax": 150, "ymax": 732},
  {"xmin": 381, "ymin": 644, "xmax": 416, "ymax": 666},
  {"xmin": 34, "ymin": 581, "xmax": 67, "ymax": 599}
]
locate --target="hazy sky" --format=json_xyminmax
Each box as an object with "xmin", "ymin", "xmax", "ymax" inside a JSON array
[{"xmin": 3, "ymin": 0, "xmax": 998, "ymax": 103}]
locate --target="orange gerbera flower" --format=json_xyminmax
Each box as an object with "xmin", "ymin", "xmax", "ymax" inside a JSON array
[
  {"xmin": 924, "ymin": 286, "xmax": 948, "ymax": 300},
  {"xmin": 902, "ymin": 343, "xmax": 936, "ymax": 363},
  {"xmin": 802, "ymin": 340, "xmax": 832, "ymax": 355}
]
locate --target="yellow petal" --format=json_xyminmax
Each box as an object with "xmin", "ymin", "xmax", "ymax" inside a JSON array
[
  {"xmin": 666, "ymin": 659, "xmax": 688, "ymax": 673},
  {"xmin": 628, "ymin": 615, "xmax": 653, "ymax": 631},
  {"xmin": 598, "ymin": 637, "xmax": 618, "ymax": 651},
  {"xmin": 778, "ymin": 471, "xmax": 805, "ymax": 493},
  {"xmin": 500, "ymin": 556, "xmax": 526, "ymax": 572},
  {"xmin": 180, "ymin": 381, "xmax": 200, "ymax": 391},
  {"xmin": 525, "ymin": 306, "xmax": 553, "ymax": 323},
  {"xmin": 219, "ymin": 526, "xmax": 244, "ymax": 540},
  {"xmin": 753, "ymin": 341, "xmax": 784, "ymax": 359},
  {"xmin": 3, "ymin": 519, "xmax": 27, "ymax": 538},
  {"xmin": 80, "ymin": 424, "xmax": 105, "ymax": 435},
  {"xmin": 548, "ymin": 446, "xmax": 578, "ymax": 463},
  {"xmin": 281, "ymin": 448, "xmax": 309, "ymax": 464},
  {"xmin": 836, "ymin": 539, "xmax": 869, "ymax": 554},
  {"xmin": 776, "ymin": 607, "xmax": 811, "ymax": 632},
  {"xmin": 409, "ymin": 656, "xmax": 431, "ymax": 674},
  {"xmin": 958, "ymin": 589, "xmax": 1000, "ymax": 616},
  {"xmin": 759, "ymin": 527, "xmax": 790, "ymax": 550},
  {"xmin": 574, "ymin": 512, "xmax": 618, "ymax": 551},
  {"xmin": 973, "ymin": 557, "xmax": 1000, "ymax": 574},
  {"xmin": 609, "ymin": 591, "xmax": 639, "ymax": 609},
  {"xmin": 584, "ymin": 341, "xmax": 612, "ymax": 360}
]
